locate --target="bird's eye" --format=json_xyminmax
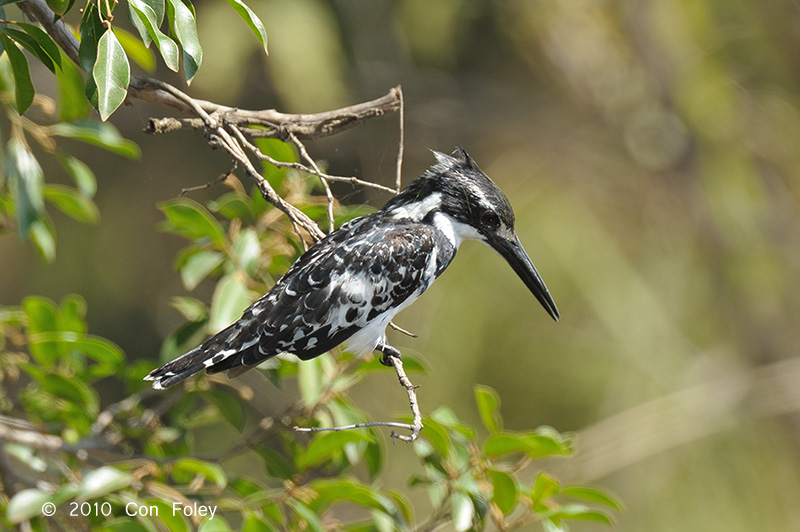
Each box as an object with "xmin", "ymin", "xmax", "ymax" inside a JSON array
[{"xmin": 480, "ymin": 211, "xmax": 501, "ymax": 228}]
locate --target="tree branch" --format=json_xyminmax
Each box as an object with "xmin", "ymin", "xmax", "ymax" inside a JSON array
[
  {"xmin": 18, "ymin": 0, "xmax": 402, "ymax": 243},
  {"xmin": 0, "ymin": 415, "xmax": 63, "ymax": 452},
  {"xmin": 20, "ymin": 0, "xmax": 401, "ymax": 140},
  {"xmin": 294, "ymin": 353, "xmax": 424, "ymax": 443}
]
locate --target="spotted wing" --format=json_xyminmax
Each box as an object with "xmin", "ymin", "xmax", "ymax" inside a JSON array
[{"xmin": 242, "ymin": 219, "xmax": 437, "ymax": 364}]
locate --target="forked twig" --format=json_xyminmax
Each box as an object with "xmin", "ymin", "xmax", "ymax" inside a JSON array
[
  {"xmin": 293, "ymin": 354, "xmax": 423, "ymax": 443},
  {"xmin": 288, "ymin": 131, "xmax": 335, "ymax": 233}
]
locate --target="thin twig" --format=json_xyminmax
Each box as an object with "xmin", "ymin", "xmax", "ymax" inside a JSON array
[
  {"xmin": 395, "ymin": 86, "xmax": 405, "ymax": 192},
  {"xmin": 294, "ymin": 354, "xmax": 424, "ymax": 442},
  {"xmin": 214, "ymin": 126, "xmax": 398, "ymax": 195},
  {"xmin": 389, "ymin": 321, "xmax": 418, "ymax": 338},
  {"xmin": 288, "ymin": 131, "xmax": 335, "ymax": 234},
  {"xmin": 180, "ymin": 173, "xmax": 230, "ymax": 197},
  {"xmin": 0, "ymin": 415, "xmax": 63, "ymax": 451}
]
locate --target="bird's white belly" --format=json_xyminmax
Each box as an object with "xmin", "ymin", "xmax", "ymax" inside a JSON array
[{"xmin": 343, "ymin": 290, "xmax": 422, "ymax": 356}]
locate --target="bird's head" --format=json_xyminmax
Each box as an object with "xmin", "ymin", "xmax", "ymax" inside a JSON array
[{"xmin": 388, "ymin": 148, "xmax": 559, "ymax": 321}]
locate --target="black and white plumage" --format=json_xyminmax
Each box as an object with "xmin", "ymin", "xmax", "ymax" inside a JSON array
[{"xmin": 145, "ymin": 148, "xmax": 559, "ymax": 389}]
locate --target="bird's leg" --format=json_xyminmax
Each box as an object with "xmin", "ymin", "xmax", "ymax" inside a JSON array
[{"xmin": 376, "ymin": 342, "xmax": 402, "ymax": 367}]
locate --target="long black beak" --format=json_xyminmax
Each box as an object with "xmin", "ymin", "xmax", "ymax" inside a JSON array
[{"xmin": 490, "ymin": 233, "xmax": 559, "ymax": 321}]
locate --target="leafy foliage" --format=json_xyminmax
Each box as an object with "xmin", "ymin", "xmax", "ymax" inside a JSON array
[
  {"xmin": 0, "ymin": 2, "xmax": 621, "ymax": 530},
  {"xmin": 0, "ymin": 144, "xmax": 620, "ymax": 530},
  {"xmin": 0, "ymin": 0, "xmax": 266, "ymax": 258}
]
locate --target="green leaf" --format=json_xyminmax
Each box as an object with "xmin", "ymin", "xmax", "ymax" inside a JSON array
[
  {"xmin": 179, "ymin": 250, "xmax": 225, "ymax": 290},
  {"xmin": 225, "ymin": 0, "xmax": 268, "ymax": 54},
  {"xmin": 474, "ymin": 384, "xmax": 502, "ymax": 434},
  {"xmin": 451, "ymin": 491, "xmax": 474, "ymax": 532},
  {"xmin": 484, "ymin": 429, "xmax": 573, "ymax": 459},
  {"xmin": 167, "ymin": 0, "xmax": 203, "ymax": 83},
  {"xmin": 115, "ymin": 26, "xmax": 156, "ymax": 72},
  {"xmin": 288, "ymin": 500, "xmax": 324, "ymax": 532},
  {"xmin": 255, "ymin": 138, "xmax": 297, "ymax": 187},
  {"xmin": 77, "ymin": 335, "xmax": 126, "ymax": 370},
  {"xmin": 297, "ymin": 355, "xmax": 323, "ymax": 408},
  {"xmin": 17, "ymin": 23, "xmax": 62, "ymax": 69},
  {"xmin": 29, "ymin": 218, "xmax": 56, "ymax": 262},
  {"xmin": 46, "ymin": 0, "xmax": 74, "ymax": 16},
  {"xmin": 243, "ymin": 515, "xmax": 278, "ymax": 532},
  {"xmin": 530, "ymin": 473, "xmax": 561, "ymax": 508},
  {"xmin": 234, "ymin": 227, "xmax": 261, "ymax": 276},
  {"xmin": 327, "ymin": 399, "xmax": 371, "ymax": 465},
  {"xmin": 126, "ymin": 0, "xmax": 165, "ymax": 47},
  {"xmin": 56, "ymin": 52, "xmax": 91, "ymax": 121},
  {"xmin": 6, "ymin": 489, "xmax": 53, "ymax": 523},
  {"xmin": 57, "ymin": 153, "xmax": 97, "ymax": 197},
  {"xmin": 28, "ymin": 332, "xmax": 125, "ymax": 372},
  {"xmin": 418, "ymin": 416, "xmax": 451, "ymax": 458},
  {"xmin": 2, "ymin": 26, "xmax": 58, "ymax": 73},
  {"xmin": 58, "ymin": 294, "xmax": 88, "ymax": 334},
  {"xmin": 93, "ymin": 28, "xmax": 130, "ymax": 121},
  {"xmin": 431, "ymin": 406, "xmax": 476, "ymax": 441},
  {"xmin": 309, "ymin": 478, "xmax": 403, "ymax": 523},
  {"xmin": 561, "ymin": 485, "xmax": 624, "ymax": 512},
  {"xmin": 1, "ymin": 33, "xmax": 34, "ymax": 113},
  {"xmin": 50, "ymin": 121, "xmax": 140, "ymax": 159},
  {"xmin": 5, "ymin": 137, "xmax": 44, "ymax": 238},
  {"xmin": 23, "ymin": 296, "xmax": 58, "ymax": 365},
  {"xmin": 549, "ymin": 504, "xmax": 614, "ymax": 525},
  {"xmin": 489, "ymin": 469, "xmax": 518, "ymax": 515},
  {"xmin": 257, "ymin": 447, "xmax": 295, "ymax": 479},
  {"xmin": 542, "ymin": 518, "xmax": 568, "ymax": 532},
  {"xmin": 98, "ymin": 517, "xmax": 150, "ymax": 532},
  {"xmin": 206, "ymin": 389, "xmax": 245, "ymax": 429},
  {"xmin": 78, "ymin": 467, "xmax": 132, "ymax": 500},
  {"xmin": 208, "ymin": 273, "xmax": 252, "ymax": 333},
  {"xmin": 78, "ymin": 3, "xmax": 104, "ymax": 73},
  {"xmin": 4, "ymin": 443, "xmax": 47, "ymax": 472},
  {"xmin": 128, "ymin": 0, "xmax": 180, "ymax": 71},
  {"xmin": 197, "ymin": 517, "xmax": 233, "ymax": 532},
  {"xmin": 172, "ymin": 458, "xmax": 228, "ymax": 489},
  {"xmin": 169, "ymin": 296, "xmax": 208, "ymax": 322},
  {"xmin": 78, "ymin": 4, "xmax": 104, "ymax": 108},
  {"xmin": 297, "ymin": 431, "xmax": 374, "ymax": 469},
  {"xmin": 159, "ymin": 198, "xmax": 227, "ymax": 247},
  {"xmin": 141, "ymin": 498, "xmax": 192, "ymax": 531},
  {"xmin": 44, "ymin": 184, "xmax": 100, "ymax": 224},
  {"xmin": 39, "ymin": 373, "xmax": 99, "ymax": 410},
  {"xmin": 208, "ymin": 193, "xmax": 255, "ymax": 221}
]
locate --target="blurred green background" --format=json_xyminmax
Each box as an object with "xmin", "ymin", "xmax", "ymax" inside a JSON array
[{"xmin": 3, "ymin": 0, "xmax": 800, "ymax": 529}]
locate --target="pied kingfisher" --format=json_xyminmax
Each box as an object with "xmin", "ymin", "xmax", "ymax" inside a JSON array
[{"xmin": 146, "ymin": 148, "xmax": 559, "ymax": 389}]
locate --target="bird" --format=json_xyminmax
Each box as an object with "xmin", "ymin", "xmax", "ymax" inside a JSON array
[{"xmin": 145, "ymin": 148, "xmax": 559, "ymax": 389}]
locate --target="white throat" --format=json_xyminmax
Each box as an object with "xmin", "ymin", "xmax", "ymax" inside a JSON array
[{"xmin": 432, "ymin": 211, "xmax": 483, "ymax": 248}]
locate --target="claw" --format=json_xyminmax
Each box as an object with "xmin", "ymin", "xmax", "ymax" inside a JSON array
[{"xmin": 376, "ymin": 343, "xmax": 402, "ymax": 366}]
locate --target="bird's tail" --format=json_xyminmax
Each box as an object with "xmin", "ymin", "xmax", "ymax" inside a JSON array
[{"xmin": 144, "ymin": 322, "xmax": 259, "ymax": 389}]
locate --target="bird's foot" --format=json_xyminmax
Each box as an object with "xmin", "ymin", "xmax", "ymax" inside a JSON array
[{"xmin": 377, "ymin": 343, "xmax": 402, "ymax": 367}]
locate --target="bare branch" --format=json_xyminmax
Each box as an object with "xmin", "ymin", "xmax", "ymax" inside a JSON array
[
  {"xmin": 289, "ymin": 131, "xmax": 336, "ymax": 233},
  {"xmin": 395, "ymin": 86, "xmax": 405, "ymax": 192},
  {"xmin": 389, "ymin": 321, "xmax": 418, "ymax": 338},
  {"xmin": 294, "ymin": 353, "xmax": 424, "ymax": 443},
  {"xmin": 0, "ymin": 415, "xmax": 62, "ymax": 452},
  {"xmin": 229, "ymin": 126, "xmax": 398, "ymax": 194}
]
